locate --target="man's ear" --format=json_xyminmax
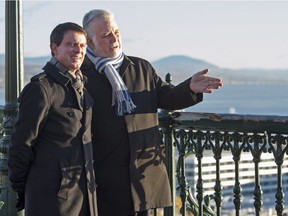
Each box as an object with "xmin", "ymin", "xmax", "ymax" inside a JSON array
[
  {"xmin": 87, "ymin": 38, "xmax": 94, "ymax": 49},
  {"xmin": 50, "ymin": 43, "xmax": 58, "ymax": 56}
]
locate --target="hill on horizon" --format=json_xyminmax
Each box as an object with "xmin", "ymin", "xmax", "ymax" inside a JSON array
[
  {"xmin": 0, "ymin": 53, "xmax": 288, "ymax": 85},
  {"xmin": 151, "ymin": 54, "xmax": 288, "ymax": 84}
]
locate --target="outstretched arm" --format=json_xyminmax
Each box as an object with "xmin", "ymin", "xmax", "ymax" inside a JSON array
[{"xmin": 189, "ymin": 69, "xmax": 223, "ymax": 93}]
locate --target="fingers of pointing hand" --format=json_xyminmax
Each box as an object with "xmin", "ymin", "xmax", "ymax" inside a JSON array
[
  {"xmin": 197, "ymin": 69, "xmax": 210, "ymax": 76},
  {"xmin": 206, "ymin": 77, "xmax": 223, "ymax": 93},
  {"xmin": 207, "ymin": 77, "xmax": 223, "ymax": 87}
]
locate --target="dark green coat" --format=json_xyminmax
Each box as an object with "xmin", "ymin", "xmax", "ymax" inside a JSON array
[
  {"xmin": 8, "ymin": 62, "xmax": 98, "ymax": 216},
  {"xmin": 81, "ymin": 55, "xmax": 203, "ymax": 213}
]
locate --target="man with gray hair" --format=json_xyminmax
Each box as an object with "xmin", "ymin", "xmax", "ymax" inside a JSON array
[{"xmin": 81, "ymin": 9, "xmax": 223, "ymax": 216}]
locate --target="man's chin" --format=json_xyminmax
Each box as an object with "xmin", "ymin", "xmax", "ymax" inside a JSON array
[
  {"xmin": 110, "ymin": 49, "xmax": 121, "ymax": 58},
  {"xmin": 69, "ymin": 64, "xmax": 81, "ymax": 72}
]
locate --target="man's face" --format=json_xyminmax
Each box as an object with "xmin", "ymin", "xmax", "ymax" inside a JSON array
[
  {"xmin": 88, "ymin": 17, "xmax": 122, "ymax": 58},
  {"xmin": 51, "ymin": 30, "xmax": 87, "ymax": 73}
]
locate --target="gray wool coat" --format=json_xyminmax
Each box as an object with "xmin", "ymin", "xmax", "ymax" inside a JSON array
[
  {"xmin": 8, "ymin": 62, "xmax": 98, "ymax": 216},
  {"xmin": 81, "ymin": 55, "xmax": 203, "ymax": 213}
]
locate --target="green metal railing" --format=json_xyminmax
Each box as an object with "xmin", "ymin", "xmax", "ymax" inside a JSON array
[{"xmin": 158, "ymin": 111, "xmax": 288, "ymax": 216}]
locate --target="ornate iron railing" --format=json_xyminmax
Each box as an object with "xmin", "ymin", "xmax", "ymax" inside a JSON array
[{"xmin": 159, "ymin": 111, "xmax": 288, "ymax": 216}]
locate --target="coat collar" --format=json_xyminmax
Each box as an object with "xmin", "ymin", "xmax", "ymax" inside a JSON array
[
  {"xmin": 42, "ymin": 62, "xmax": 72, "ymax": 87},
  {"xmin": 42, "ymin": 61, "xmax": 90, "ymax": 111},
  {"xmin": 119, "ymin": 56, "xmax": 135, "ymax": 77}
]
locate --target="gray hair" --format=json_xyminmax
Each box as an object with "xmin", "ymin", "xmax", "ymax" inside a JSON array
[{"xmin": 82, "ymin": 9, "xmax": 114, "ymax": 38}]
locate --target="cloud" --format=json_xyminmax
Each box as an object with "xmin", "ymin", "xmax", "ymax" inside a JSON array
[
  {"xmin": 276, "ymin": 53, "xmax": 288, "ymax": 59},
  {"xmin": 0, "ymin": 1, "xmax": 5, "ymax": 24},
  {"xmin": 23, "ymin": 1, "xmax": 50, "ymax": 18}
]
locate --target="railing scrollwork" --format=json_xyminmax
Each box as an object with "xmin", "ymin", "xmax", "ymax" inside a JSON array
[{"xmin": 159, "ymin": 111, "xmax": 288, "ymax": 216}]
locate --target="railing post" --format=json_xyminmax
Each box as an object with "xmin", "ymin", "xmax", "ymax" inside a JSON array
[
  {"xmin": 161, "ymin": 110, "xmax": 175, "ymax": 216},
  {"xmin": 0, "ymin": 0, "xmax": 24, "ymax": 215},
  {"xmin": 161, "ymin": 73, "xmax": 176, "ymax": 216}
]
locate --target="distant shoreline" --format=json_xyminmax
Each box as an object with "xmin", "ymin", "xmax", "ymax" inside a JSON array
[
  {"xmin": 0, "ymin": 81, "xmax": 288, "ymax": 91},
  {"xmin": 0, "ymin": 83, "xmax": 288, "ymax": 116},
  {"xmin": 0, "ymin": 81, "xmax": 287, "ymax": 92}
]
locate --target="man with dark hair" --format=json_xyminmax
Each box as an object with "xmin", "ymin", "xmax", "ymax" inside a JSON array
[{"xmin": 8, "ymin": 22, "xmax": 98, "ymax": 216}]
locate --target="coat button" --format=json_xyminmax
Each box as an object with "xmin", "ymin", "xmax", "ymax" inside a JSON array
[
  {"xmin": 67, "ymin": 112, "xmax": 75, "ymax": 117},
  {"xmin": 85, "ymin": 160, "xmax": 89, "ymax": 167}
]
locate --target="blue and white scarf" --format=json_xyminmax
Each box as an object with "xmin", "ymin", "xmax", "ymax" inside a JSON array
[{"xmin": 86, "ymin": 46, "xmax": 136, "ymax": 116}]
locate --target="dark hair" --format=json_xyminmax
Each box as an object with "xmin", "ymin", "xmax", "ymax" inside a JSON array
[{"xmin": 50, "ymin": 22, "xmax": 87, "ymax": 46}]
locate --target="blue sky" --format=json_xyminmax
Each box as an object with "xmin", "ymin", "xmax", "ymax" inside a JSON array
[{"xmin": 0, "ymin": 0, "xmax": 288, "ymax": 69}]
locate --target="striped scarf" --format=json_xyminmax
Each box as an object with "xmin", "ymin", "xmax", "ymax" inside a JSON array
[{"xmin": 86, "ymin": 46, "xmax": 136, "ymax": 116}]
